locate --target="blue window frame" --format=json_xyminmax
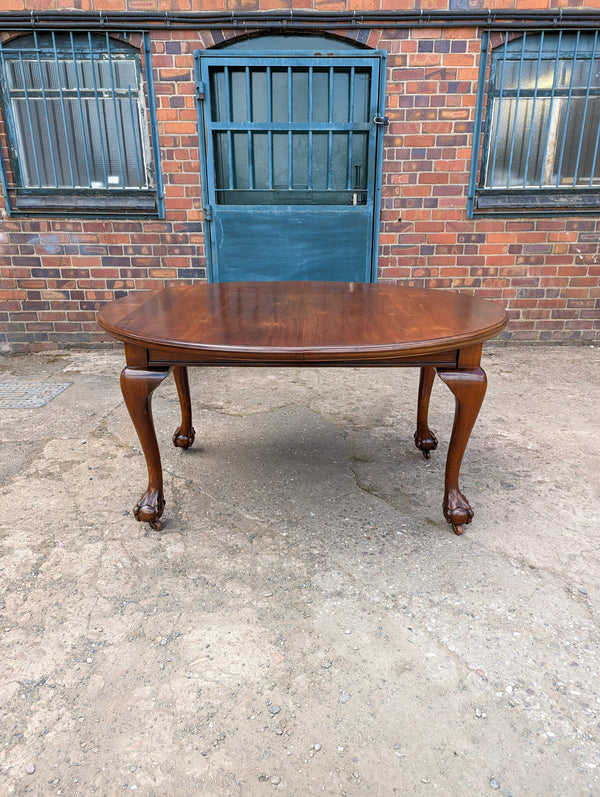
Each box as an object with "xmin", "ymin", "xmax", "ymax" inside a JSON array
[
  {"xmin": 468, "ymin": 30, "xmax": 600, "ymax": 216},
  {"xmin": 0, "ymin": 31, "xmax": 163, "ymax": 216}
]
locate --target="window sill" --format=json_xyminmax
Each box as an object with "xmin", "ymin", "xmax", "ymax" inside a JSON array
[
  {"xmin": 475, "ymin": 189, "xmax": 600, "ymax": 214},
  {"xmin": 13, "ymin": 191, "xmax": 158, "ymax": 216}
]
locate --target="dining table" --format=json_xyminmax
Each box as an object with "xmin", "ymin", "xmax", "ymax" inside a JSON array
[{"xmin": 98, "ymin": 280, "xmax": 508, "ymax": 535}]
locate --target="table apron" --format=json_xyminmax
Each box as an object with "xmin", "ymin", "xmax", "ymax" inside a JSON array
[{"xmin": 143, "ymin": 347, "xmax": 461, "ymax": 369}]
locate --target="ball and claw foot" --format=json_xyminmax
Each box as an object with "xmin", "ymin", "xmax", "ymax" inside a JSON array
[
  {"xmin": 172, "ymin": 425, "xmax": 195, "ymax": 450},
  {"xmin": 414, "ymin": 429, "xmax": 438, "ymax": 460},
  {"xmin": 133, "ymin": 489, "xmax": 166, "ymax": 531},
  {"xmin": 443, "ymin": 490, "xmax": 474, "ymax": 536}
]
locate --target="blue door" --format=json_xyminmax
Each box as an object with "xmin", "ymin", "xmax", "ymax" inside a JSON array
[{"xmin": 195, "ymin": 39, "xmax": 387, "ymax": 282}]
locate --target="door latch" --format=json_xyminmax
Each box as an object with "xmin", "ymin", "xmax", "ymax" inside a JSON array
[{"xmin": 373, "ymin": 115, "xmax": 390, "ymax": 126}]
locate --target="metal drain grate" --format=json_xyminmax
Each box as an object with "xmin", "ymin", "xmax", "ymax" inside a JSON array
[{"xmin": 0, "ymin": 382, "xmax": 72, "ymax": 408}]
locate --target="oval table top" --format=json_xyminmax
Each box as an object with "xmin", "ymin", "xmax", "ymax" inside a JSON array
[{"xmin": 98, "ymin": 281, "xmax": 508, "ymax": 363}]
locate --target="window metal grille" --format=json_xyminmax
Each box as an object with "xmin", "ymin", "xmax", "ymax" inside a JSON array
[
  {"xmin": 469, "ymin": 29, "xmax": 600, "ymax": 215},
  {"xmin": 0, "ymin": 31, "xmax": 161, "ymax": 215}
]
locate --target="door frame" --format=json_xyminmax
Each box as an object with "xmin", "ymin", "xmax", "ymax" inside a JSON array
[{"xmin": 194, "ymin": 45, "xmax": 387, "ymax": 283}]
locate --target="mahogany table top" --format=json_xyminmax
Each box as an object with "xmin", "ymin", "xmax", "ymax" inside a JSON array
[{"xmin": 98, "ymin": 281, "xmax": 508, "ymax": 365}]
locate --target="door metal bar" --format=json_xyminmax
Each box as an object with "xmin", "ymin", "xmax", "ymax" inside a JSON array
[
  {"xmin": 327, "ymin": 66, "xmax": 334, "ymax": 190},
  {"xmin": 209, "ymin": 121, "xmax": 371, "ymax": 131},
  {"xmin": 245, "ymin": 67, "xmax": 253, "ymax": 189},
  {"xmin": 287, "ymin": 66, "xmax": 293, "ymax": 189},
  {"xmin": 348, "ymin": 66, "xmax": 355, "ymax": 191},
  {"xmin": 267, "ymin": 66, "xmax": 273, "ymax": 190},
  {"xmin": 223, "ymin": 66, "xmax": 233, "ymax": 190},
  {"xmin": 308, "ymin": 66, "xmax": 313, "ymax": 190}
]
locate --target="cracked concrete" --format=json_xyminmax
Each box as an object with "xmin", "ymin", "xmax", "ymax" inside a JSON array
[{"xmin": 0, "ymin": 344, "xmax": 599, "ymax": 796}]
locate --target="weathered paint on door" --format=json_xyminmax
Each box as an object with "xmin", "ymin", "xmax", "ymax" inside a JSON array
[{"xmin": 196, "ymin": 43, "xmax": 386, "ymax": 282}]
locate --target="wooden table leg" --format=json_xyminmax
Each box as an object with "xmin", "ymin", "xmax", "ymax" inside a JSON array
[
  {"xmin": 172, "ymin": 365, "xmax": 195, "ymax": 450},
  {"xmin": 414, "ymin": 365, "xmax": 438, "ymax": 459},
  {"xmin": 436, "ymin": 367, "xmax": 487, "ymax": 535},
  {"xmin": 120, "ymin": 366, "xmax": 171, "ymax": 530}
]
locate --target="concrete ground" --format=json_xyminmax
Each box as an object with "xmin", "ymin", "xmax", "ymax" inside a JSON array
[{"xmin": 0, "ymin": 344, "xmax": 599, "ymax": 796}]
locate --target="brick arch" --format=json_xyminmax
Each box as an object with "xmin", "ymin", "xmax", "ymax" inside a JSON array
[
  {"xmin": 0, "ymin": 30, "xmax": 142, "ymax": 49},
  {"xmin": 201, "ymin": 29, "xmax": 379, "ymax": 51}
]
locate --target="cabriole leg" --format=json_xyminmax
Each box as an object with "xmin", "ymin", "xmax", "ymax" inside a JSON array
[
  {"xmin": 120, "ymin": 366, "xmax": 170, "ymax": 531},
  {"xmin": 436, "ymin": 367, "xmax": 487, "ymax": 535},
  {"xmin": 172, "ymin": 365, "xmax": 195, "ymax": 450},
  {"xmin": 414, "ymin": 365, "xmax": 438, "ymax": 459}
]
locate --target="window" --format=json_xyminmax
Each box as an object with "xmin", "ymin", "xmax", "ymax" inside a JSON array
[
  {"xmin": 0, "ymin": 31, "xmax": 162, "ymax": 215},
  {"xmin": 469, "ymin": 30, "xmax": 600, "ymax": 215}
]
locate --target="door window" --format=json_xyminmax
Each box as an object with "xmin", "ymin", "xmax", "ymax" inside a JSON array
[{"xmin": 209, "ymin": 64, "xmax": 371, "ymax": 205}]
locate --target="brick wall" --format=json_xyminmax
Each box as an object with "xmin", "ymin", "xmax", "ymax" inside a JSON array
[
  {"xmin": 1, "ymin": 2, "xmax": 600, "ymax": 352},
  {"xmin": 377, "ymin": 25, "xmax": 600, "ymax": 343}
]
